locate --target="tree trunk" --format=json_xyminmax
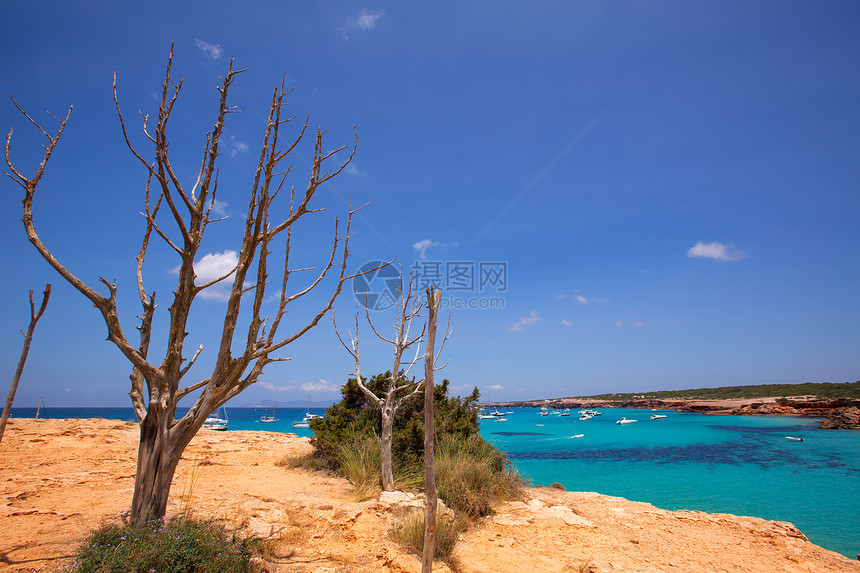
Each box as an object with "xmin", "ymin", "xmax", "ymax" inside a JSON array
[
  {"xmin": 129, "ymin": 410, "xmax": 194, "ymax": 525},
  {"xmin": 421, "ymin": 287, "xmax": 442, "ymax": 573},
  {"xmin": 380, "ymin": 394, "xmax": 396, "ymax": 491},
  {"xmin": 0, "ymin": 285, "xmax": 51, "ymax": 446}
]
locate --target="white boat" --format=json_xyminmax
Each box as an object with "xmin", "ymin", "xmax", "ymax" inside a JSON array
[
  {"xmin": 260, "ymin": 399, "xmax": 278, "ymax": 423},
  {"xmin": 494, "ymin": 417, "xmax": 508, "ymax": 422},
  {"xmin": 294, "ymin": 394, "xmax": 324, "ymax": 426},
  {"xmin": 573, "ymin": 434, "xmax": 584, "ymax": 438},
  {"xmin": 560, "ymin": 408, "xmax": 571, "ymax": 417},
  {"xmin": 539, "ymin": 407, "xmax": 549, "ymax": 416},
  {"xmin": 479, "ymin": 414, "xmax": 496, "ymax": 420},
  {"xmin": 616, "ymin": 417, "xmax": 638, "ymax": 425},
  {"xmin": 579, "ymin": 412, "xmax": 593, "ymax": 421},
  {"xmin": 785, "ymin": 436, "xmax": 804, "ymax": 442},
  {"xmin": 203, "ymin": 406, "xmax": 229, "ymax": 431},
  {"xmin": 650, "ymin": 414, "xmax": 667, "ymax": 420}
]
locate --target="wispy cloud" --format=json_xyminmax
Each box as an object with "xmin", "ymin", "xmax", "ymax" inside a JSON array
[
  {"xmin": 302, "ymin": 379, "xmax": 339, "ymax": 392},
  {"xmin": 413, "ymin": 238, "xmax": 440, "ymax": 260},
  {"xmin": 687, "ymin": 241, "xmax": 747, "ymax": 262},
  {"xmin": 485, "ymin": 384, "xmax": 504, "ymax": 391},
  {"xmin": 258, "ymin": 381, "xmax": 295, "ymax": 393},
  {"xmin": 632, "ymin": 321, "xmax": 644, "ymax": 328},
  {"xmin": 561, "ymin": 318, "xmax": 574, "ymax": 327},
  {"xmin": 341, "ymin": 9, "xmax": 386, "ymax": 39},
  {"xmin": 209, "ymin": 199, "xmax": 228, "ymax": 217},
  {"xmin": 194, "ymin": 39, "xmax": 223, "ymax": 60},
  {"xmin": 345, "ymin": 164, "xmax": 366, "ymax": 176},
  {"xmin": 559, "ymin": 289, "xmax": 607, "ymax": 305},
  {"xmin": 258, "ymin": 379, "xmax": 338, "ymax": 393},
  {"xmin": 507, "ymin": 310, "xmax": 539, "ymax": 332},
  {"xmin": 228, "ymin": 135, "xmax": 249, "ymax": 158}
]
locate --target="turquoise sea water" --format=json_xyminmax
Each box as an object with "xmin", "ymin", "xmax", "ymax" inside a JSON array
[
  {"xmin": 479, "ymin": 408, "xmax": 860, "ymax": 559},
  {"xmin": 10, "ymin": 406, "xmax": 860, "ymax": 558}
]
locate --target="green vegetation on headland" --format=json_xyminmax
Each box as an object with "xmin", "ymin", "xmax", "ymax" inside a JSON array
[
  {"xmin": 308, "ymin": 373, "xmax": 523, "ymax": 517},
  {"xmin": 568, "ymin": 380, "xmax": 860, "ymax": 402}
]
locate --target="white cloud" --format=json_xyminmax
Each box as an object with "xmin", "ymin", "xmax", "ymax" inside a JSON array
[
  {"xmin": 258, "ymin": 381, "xmax": 295, "ymax": 393},
  {"xmin": 559, "ymin": 289, "xmax": 606, "ymax": 304},
  {"xmin": 209, "ymin": 199, "xmax": 228, "ymax": 217},
  {"xmin": 561, "ymin": 319, "xmax": 574, "ymax": 327},
  {"xmin": 194, "ymin": 39, "xmax": 223, "ymax": 60},
  {"xmin": 507, "ymin": 310, "xmax": 539, "ymax": 332},
  {"xmin": 356, "ymin": 8, "xmax": 385, "ymax": 30},
  {"xmin": 183, "ymin": 250, "xmax": 239, "ymax": 302},
  {"xmin": 64, "ymin": 388, "xmax": 72, "ymax": 393},
  {"xmin": 301, "ymin": 380, "xmax": 339, "ymax": 393},
  {"xmin": 228, "ymin": 135, "xmax": 249, "ymax": 158},
  {"xmin": 413, "ymin": 238, "xmax": 440, "ymax": 260},
  {"xmin": 687, "ymin": 241, "xmax": 747, "ymax": 262},
  {"xmin": 345, "ymin": 164, "xmax": 366, "ymax": 176},
  {"xmin": 341, "ymin": 9, "xmax": 386, "ymax": 39},
  {"xmin": 632, "ymin": 321, "xmax": 644, "ymax": 328},
  {"xmin": 614, "ymin": 321, "xmax": 623, "ymax": 328},
  {"xmin": 485, "ymin": 384, "xmax": 504, "ymax": 391}
]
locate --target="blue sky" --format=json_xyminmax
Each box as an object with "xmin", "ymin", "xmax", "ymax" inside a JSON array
[{"xmin": 2, "ymin": 1, "xmax": 858, "ymax": 407}]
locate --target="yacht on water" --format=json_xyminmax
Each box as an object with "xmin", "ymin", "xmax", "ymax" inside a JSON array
[{"xmin": 203, "ymin": 406, "xmax": 229, "ymax": 431}]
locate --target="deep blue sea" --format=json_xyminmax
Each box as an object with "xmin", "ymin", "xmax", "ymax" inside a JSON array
[{"xmin": 10, "ymin": 406, "xmax": 860, "ymax": 559}]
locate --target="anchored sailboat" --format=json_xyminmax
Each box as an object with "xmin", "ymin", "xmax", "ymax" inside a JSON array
[{"xmin": 260, "ymin": 399, "xmax": 278, "ymax": 423}]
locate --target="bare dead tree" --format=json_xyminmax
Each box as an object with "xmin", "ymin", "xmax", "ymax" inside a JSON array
[
  {"xmin": 334, "ymin": 268, "xmax": 428, "ymax": 490},
  {"xmin": 0, "ymin": 284, "xmax": 51, "ymax": 446},
  {"xmin": 421, "ymin": 286, "xmax": 442, "ymax": 573},
  {"xmin": 5, "ymin": 46, "xmax": 366, "ymax": 525}
]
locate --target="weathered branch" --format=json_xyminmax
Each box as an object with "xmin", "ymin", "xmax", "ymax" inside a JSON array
[{"xmin": 0, "ymin": 284, "xmax": 51, "ymax": 445}]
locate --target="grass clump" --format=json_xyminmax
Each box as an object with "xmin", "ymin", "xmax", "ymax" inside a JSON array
[
  {"xmin": 389, "ymin": 507, "xmax": 468, "ymax": 563},
  {"xmin": 336, "ymin": 433, "xmax": 382, "ymax": 501},
  {"xmin": 276, "ymin": 450, "xmax": 321, "ymax": 471},
  {"xmin": 435, "ymin": 434, "xmax": 523, "ymax": 518},
  {"xmin": 68, "ymin": 517, "xmax": 258, "ymax": 573}
]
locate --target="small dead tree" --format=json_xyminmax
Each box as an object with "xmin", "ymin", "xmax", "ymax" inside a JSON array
[
  {"xmin": 5, "ymin": 47, "xmax": 365, "ymax": 525},
  {"xmin": 335, "ymin": 269, "xmax": 427, "ymax": 491},
  {"xmin": 421, "ymin": 286, "xmax": 442, "ymax": 573},
  {"xmin": 0, "ymin": 284, "xmax": 51, "ymax": 446}
]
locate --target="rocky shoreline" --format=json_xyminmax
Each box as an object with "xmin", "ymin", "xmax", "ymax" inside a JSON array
[
  {"xmin": 487, "ymin": 397, "xmax": 860, "ymax": 429},
  {"xmin": 1, "ymin": 418, "xmax": 858, "ymax": 572}
]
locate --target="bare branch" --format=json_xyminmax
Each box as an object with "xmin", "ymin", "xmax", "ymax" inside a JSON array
[{"xmin": 0, "ymin": 284, "xmax": 51, "ymax": 445}]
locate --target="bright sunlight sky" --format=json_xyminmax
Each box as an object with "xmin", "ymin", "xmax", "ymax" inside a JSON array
[{"xmin": 1, "ymin": 1, "xmax": 858, "ymax": 407}]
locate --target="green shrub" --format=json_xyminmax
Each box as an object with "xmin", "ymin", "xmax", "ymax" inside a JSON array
[
  {"xmin": 68, "ymin": 517, "xmax": 258, "ymax": 573},
  {"xmin": 308, "ymin": 374, "xmax": 522, "ymax": 515},
  {"xmin": 309, "ymin": 373, "xmax": 481, "ymax": 469},
  {"xmin": 389, "ymin": 507, "xmax": 468, "ymax": 563},
  {"xmin": 434, "ymin": 434, "xmax": 523, "ymax": 517}
]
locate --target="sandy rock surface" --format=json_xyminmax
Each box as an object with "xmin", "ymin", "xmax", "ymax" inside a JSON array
[{"xmin": 1, "ymin": 418, "xmax": 857, "ymax": 572}]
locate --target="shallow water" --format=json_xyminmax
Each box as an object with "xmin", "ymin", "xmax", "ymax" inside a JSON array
[{"xmin": 479, "ymin": 408, "xmax": 860, "ymax": 559}]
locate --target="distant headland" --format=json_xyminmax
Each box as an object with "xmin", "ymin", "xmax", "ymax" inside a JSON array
[{"xmin": 484, "ymin": 381, "xmax": 860, "ymax": 430}]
